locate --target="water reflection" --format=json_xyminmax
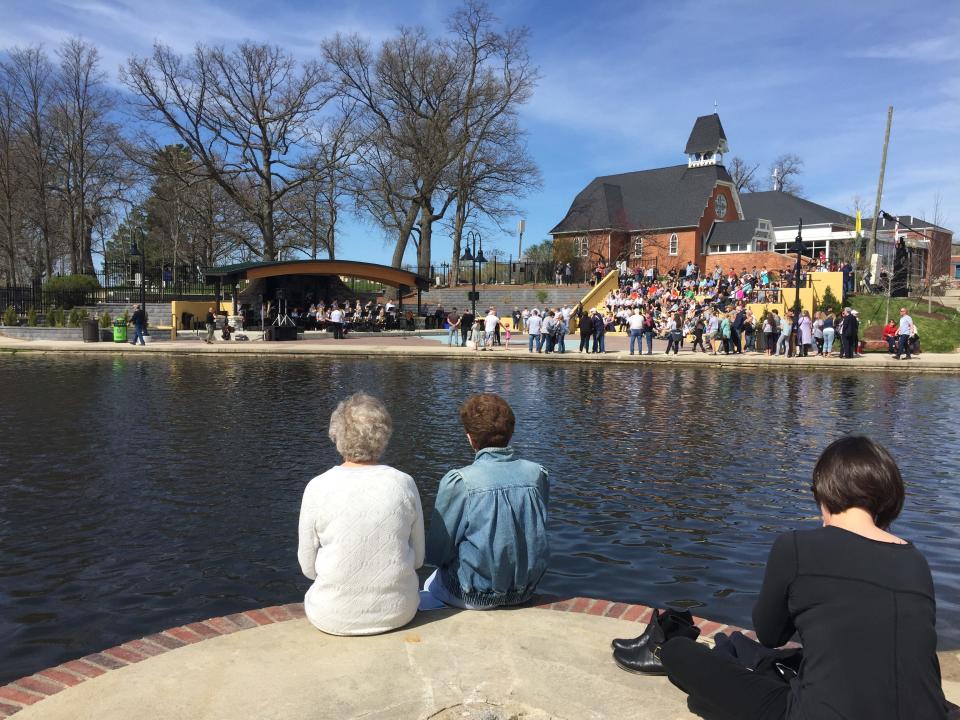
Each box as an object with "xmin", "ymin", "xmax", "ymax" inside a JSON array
[{"xmin": 0, "ymin": 355, "xmax": 958, "ymax": 685}]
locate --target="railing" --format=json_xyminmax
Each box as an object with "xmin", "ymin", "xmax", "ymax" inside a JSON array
[
  {"xmin": 1, "ymin": 263, "xmax": 216, "ymax": 313},
  {"xmin": 401, "ymin": 259, "xmax": 594, "ymax": 288}
]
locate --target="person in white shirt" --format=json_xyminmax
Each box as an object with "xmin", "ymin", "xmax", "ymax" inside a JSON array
[
  {"xmin": 329, "ymin": 306, "xmax": 345, "ymax": 339},
  {"xmin": 627, "ymin": 309, "xmax": 645, "ymax": 355},
  {"xmin": 526, "ymin": 310, "xmax": 542, "ymax": 352},
  {"xmin": 483, "ymin": 308, "xmax": 500, "ymax": 349},
  {"xmin": 894, "ymin": 307, "xmax": 915, "ymax": 360},
  {"xmin": 297, "ymin": 393, "xmax": 424, "ymax": 635}
]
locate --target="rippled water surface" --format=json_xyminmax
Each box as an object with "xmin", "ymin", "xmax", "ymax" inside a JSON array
[{"xmin": 1, "ymin": 354, "xmax": 958, "ymax": 683}]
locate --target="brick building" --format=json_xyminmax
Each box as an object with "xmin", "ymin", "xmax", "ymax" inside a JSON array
[{"xmin": 550, "ymin": 114, "xmax": 953, "ymax": 280}]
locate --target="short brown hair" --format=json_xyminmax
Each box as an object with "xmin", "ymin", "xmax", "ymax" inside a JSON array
[
  {"xmin": 459, "ymin": 394, "xmax": 515, "ymax": 449},
  {"xmin": 811, "ymin": 436, "xmax": 904, "ymax": 529}
]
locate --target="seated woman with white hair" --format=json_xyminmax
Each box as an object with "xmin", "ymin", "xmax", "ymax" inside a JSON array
[{"xmin": 297, "ymin": 392, "xmax": 425, "ymax": 635}]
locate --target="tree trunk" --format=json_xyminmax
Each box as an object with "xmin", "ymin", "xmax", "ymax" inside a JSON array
[
  {"xmin": 417, "ymin": 204, "xmax": 432, "ymax": 279},
  {"xmin": 391, "ymin": 203, "xmax": 420, "ymax": 269},
  {"xmin": 451, "ymin": 201, "xmax": 466, "ymax": 286}
]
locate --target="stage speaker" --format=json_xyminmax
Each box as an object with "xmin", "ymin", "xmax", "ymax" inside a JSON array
[{"xmin": 265, "ymin": 325, "xmax": 299, "ymax": 341}]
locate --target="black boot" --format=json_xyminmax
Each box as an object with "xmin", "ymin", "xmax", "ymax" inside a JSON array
[
  {"xmin": 612, "ymin": 611, "xmax": 700, "ymax": 675},
  {"xmin": 610, "ymin": 608, "xmax": 695, "ymax": 651}
]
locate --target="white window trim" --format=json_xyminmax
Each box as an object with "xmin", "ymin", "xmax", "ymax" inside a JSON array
[
  {"xmin": 632, "ymin": 234, "xmax": 644, "ymax": 258},
  {"xmin": 668, "ymin": 233, "xmax": 679, "ymax": 256}
]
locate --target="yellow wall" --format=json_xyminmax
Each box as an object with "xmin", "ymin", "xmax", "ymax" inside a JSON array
[{"xmin": 170, "ymin": 300, "xmax": 233, "ymax": 329}]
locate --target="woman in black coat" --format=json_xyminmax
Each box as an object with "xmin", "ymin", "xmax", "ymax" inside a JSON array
[{"xmin": 578, "ymin": 309, "xmax": 594, "ymax": 353}]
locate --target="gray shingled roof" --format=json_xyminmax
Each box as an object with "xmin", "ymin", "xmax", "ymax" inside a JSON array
[
  {"xmin": 706, "ymin": 219, "xmax": 761, "ymax": 246},
  {"xmin": 739, "ymin": 191, "xmax": 854, "ymax": 229},
  {"xmin": 550, "ymin": 164, "xmax": 733, "ymax": 234},
  {"xmin": 684, "ymin": 114, "xmax": 727, "ymax": 155}
]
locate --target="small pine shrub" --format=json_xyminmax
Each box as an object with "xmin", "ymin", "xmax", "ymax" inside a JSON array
[
  {"xmin": 27, "ymin": 308, "xmax": 37, "ymax": 327},
  {"xmin": 100, "ymin": 311, "xmax": 112, "ymax": 328},
  {"xmin": 820, "ymin": 286, "xmax": 842, "ymax": 315},
  {"xmin": 68, "ymin": 308, "xmax": 82, "ymax": 327},
  {"xmin": 2, "ymin": 305, "xmax": 17, "ymax": 326},
  {"xmin": 536, "ymin": 289, "xmax": 548, "ymax": 304},
  {"xmin": 47, "ymin": 307, "xmax": 59, "ymax": 327},
  {"xmin": 121, "ymin": 310, "xmax": 130, "ymax": 326}
]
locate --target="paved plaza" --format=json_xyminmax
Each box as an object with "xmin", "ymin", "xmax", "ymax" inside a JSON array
[{"xmin": 3, "ymin": 600, "xmax": 957, "ymax": 720}]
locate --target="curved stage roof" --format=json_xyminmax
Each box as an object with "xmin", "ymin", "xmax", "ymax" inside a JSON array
[{"xmin": 204, "ymin": 259, "xmax": 430, "ymax": 291}]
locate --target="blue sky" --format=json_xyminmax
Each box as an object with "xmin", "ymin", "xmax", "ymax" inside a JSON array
[{"xmin": 2, "ymin": 0, "xmax": 957, "ymax": 267}]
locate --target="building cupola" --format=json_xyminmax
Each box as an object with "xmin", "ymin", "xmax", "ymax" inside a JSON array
[{"xmin": 685, "ymin": 113, "xmax": 729, "ymax": 168}]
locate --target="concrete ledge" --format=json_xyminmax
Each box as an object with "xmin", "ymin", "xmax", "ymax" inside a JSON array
[
  {"xmin": 2, "ymin": 334, "xmax": 959, "ymax": 374},
  {"xmin": 0, "ymin": 327, "xmax": 84, "ymax": 341},
  {"xmin": 2, "ymin": 598, "xmax": 956, "ymax": 719}
]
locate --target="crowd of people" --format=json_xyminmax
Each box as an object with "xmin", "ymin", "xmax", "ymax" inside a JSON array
[{"xmin": 297, "ymin": 392, "xmax": 953, "ymax": 719}]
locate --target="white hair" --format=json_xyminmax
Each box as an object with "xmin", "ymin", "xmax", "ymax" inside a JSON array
[{"xmin": 328, "ymin": 392, "xmax": 392, "ymax": 462}]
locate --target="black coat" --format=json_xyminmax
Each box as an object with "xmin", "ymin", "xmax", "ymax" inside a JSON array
[
  {"xmin": 579, "ymin": 315, "xmax": 594, "ymax": 334},
  {"xmin": 841, "ymin": 315, "xmax": 859, "ymax": 338}
]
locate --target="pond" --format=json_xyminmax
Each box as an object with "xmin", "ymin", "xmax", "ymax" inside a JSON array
[{"xmin": 1, "ymin": 354, "xmax": 958, "ymax": 684}]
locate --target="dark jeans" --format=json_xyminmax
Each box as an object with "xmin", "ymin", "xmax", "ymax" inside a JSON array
[
  {"xmin": 840, "ymin": 336, "xmax": 853, "ymax": 358},
  {"xmin": 332, "ymin": 322, "xmax": 344, "ymax": 339},
  {"xmin": 529, "ymin": 333, "xmax": 542, "ymax": 352},
  {"xmin": 665, "ymin": 332, "xmax": 680, "ymax": 354},
  {"xmin": 592, "ymin": 332, "xmax": 604, "ymax": 353},
  {"xmin": 642, "ymin": 329, "xmax": 653, "ymax": 354},
  {"xmin": 132, "ymin": 323, "xmax": 145, "ymax": 345},
  {"xmin": 462, "ymin": 327, "xmax": 470, "ymax": 346},
  {"xmin": 896, "ymin": 333, "xmax": 912, "ymax": 358},
  {"xmin": 629, "ymin": 329, "xmax": 642, "ymax": 354},
  {"xmin": 745, "ymin": 332, "xmax": 755, "ymax": 352},
  {"xmin": 692, "ymin": 336, "xmax": 706, "ymax": 352},
  {"xmin": 661, "ymin": 637, "xmax": 789, "ymax": 720},
  {"xmin": 543, "ymin": 334, "xmax": 555, "ymax": 353},
  {"xmin": 579, "ymin": 333, "xmax": 592, "ymax": 352}
]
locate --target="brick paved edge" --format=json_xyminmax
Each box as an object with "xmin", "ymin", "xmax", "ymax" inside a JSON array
[
  {"xmin": 0, "ymin": 603, "xmax": 305, "ymax": 717},
  {"xmin": 0, "ymin": 597, "xmax": 749, "ymax": 717},
  {"xmin": 528, "ymin": 594, "xmax": 747, "ymax": 642}
]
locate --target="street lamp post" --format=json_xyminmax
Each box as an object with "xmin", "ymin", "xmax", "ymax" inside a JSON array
[
  {"xmin": 460, "ymin": 230, "xmax": 487, "ymax": 318},
  {"xmin": 789, "ymin": 218, "xmax": 805, "ymax": 320}
]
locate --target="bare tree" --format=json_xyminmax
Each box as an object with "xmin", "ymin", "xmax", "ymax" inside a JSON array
[
  {"xmin": 2, "ymin": 47, "xmax": 59, "ymax": 279},
  {"xmin": 53, "ymin": 38, "xmax": 127, "ymax": 275},
  {"xmin": 446, "ymin": 1, "xmax": 540, "ymax": 285},
  {"xmin": 282, "ymin": 110, "xmax": 360, "ymax": 260},
  {"xmin": 769, "ymin": 153, "xmax": 804, "ymax": 195},
  {"xmin": 728, "ymin": 156, "xmax": 760, "ymax": 193},
  {"xmin": 122, "ymin": 42, "xmax": 335, "ymax": 260},
  {"xmin": 0, "ymin": 72, "xmax": 24, "ymax": 284}
]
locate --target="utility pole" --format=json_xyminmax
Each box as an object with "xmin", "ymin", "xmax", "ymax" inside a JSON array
[{"xmin": 865, "ymin": 106, "xmax": 893, "ymax": 266}]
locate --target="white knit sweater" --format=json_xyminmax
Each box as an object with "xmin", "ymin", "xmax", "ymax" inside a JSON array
[{"xmin": 297, "ymin": 464, "xmax": 424, "ymax": 635}]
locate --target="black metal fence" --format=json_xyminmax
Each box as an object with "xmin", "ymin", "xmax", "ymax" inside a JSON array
[
  {"xmin": 1, "ymin": 262, "xmax": 215, "ymax": 313},
  {"xmin": 403, "ymin": 259, "xmax": 593, "ymax": 288}
]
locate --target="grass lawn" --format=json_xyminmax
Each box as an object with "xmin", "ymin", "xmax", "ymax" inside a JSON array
[{"xmin": 849, "ymin": 295, "xmax": 960, "ymax": 353}]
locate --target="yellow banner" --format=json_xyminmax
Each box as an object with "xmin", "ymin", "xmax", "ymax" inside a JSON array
[{"xmin": 855, "ymin": 210, "xmax": 862, "ymax": 234}]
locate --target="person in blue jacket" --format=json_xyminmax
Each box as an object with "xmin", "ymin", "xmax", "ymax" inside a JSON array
[{"xmin": 423, "ymin": 394, "xmax": 550, "ymax": 609}]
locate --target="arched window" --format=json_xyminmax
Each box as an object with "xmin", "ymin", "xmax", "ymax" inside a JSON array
[
  {"xmin": 632, "ymin": 234, "xmax": 644, "ymax": 258},
  {"xmin": 668, "ymin": 233, "xmax": 679, "ymax": 256}
]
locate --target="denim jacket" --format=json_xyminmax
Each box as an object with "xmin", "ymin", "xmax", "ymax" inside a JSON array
[{"xmin": 425, "ymin": 447, "xmax": 550, "ymax": 608}]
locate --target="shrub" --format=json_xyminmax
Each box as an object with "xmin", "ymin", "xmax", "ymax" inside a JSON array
[
  {"xmin": 46, "ymin": 307, "xmax": 65, "ymax": 327},
  {"xmin": 44, "ymin": 274, "xmax": 99, "ymax": 309},
  {"xmin": 121, "ymin": 310, "xmax": 130, "ymax": 326},
  {"xmin": 820, "ymin": 286, "xmax": 842, "ymax": 315},
  {"xmin": 99, "ymin": 311, "xmax": 112, "ymax": 328},
  {"xmin": 27, "ymin": 308, "xmax": 37, "ymax": 327},
  {"xmin": 536, "ymin": 289, "xmax": 548, "ymax": 304},
  {"xmin": 68, "ymin": 308, "xmax": 82, "ymax": 327},
  {"xmin": 2, "ymin": 305, "xmax": 17, "ymax": 326}
]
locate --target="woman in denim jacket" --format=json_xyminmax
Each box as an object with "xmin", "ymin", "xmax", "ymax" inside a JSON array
[{"xmin": 424, "ymin": 394, "xmax": 550, "ymax": 609}]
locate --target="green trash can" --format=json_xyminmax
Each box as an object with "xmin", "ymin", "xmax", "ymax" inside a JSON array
[{"xmin": 113, "ymin": 318, "xmax": 128, "ymax": 343}]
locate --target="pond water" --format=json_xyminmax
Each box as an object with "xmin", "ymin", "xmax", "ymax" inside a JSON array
[{"xmin": 1, "ymin": 354, "xmax": 958, "ymax": 684}]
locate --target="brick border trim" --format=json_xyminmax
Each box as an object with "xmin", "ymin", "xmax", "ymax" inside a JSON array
[{"xmin": 0, "ymin": 598, "xmax": 752, "ymax": 717}]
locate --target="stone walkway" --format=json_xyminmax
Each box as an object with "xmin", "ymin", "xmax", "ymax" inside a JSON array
[
  {"xmin": 2, "ymin": 599, "xmax": 957, "ymax": 719},
  {"xmin": 2, "ymin": 332, "xmax": 959, "ymax": 373}
]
